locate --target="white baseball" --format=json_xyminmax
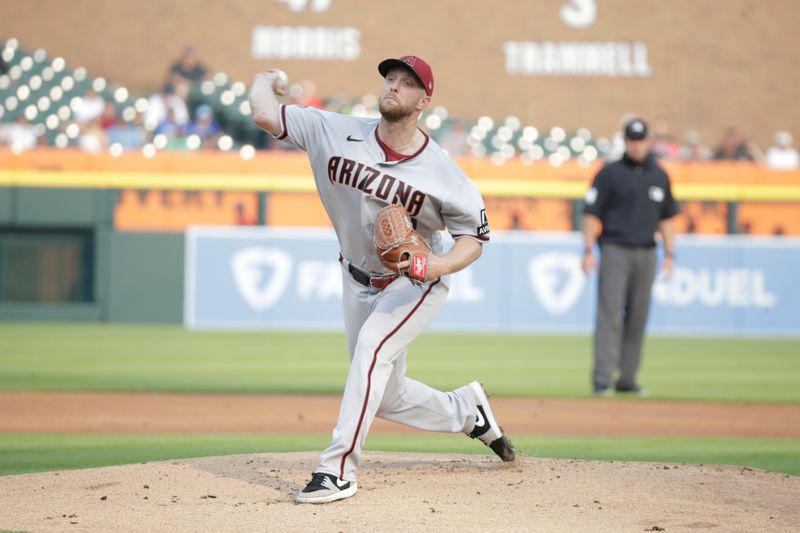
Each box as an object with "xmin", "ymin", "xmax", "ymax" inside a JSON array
[{"xmin": 272, "ymin": 69, "xmax": 288, "ymax": 96}]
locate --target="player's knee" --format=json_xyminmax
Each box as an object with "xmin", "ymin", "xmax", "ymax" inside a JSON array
[{"xmin": 353, "ymin": 331, "xmax": 397, "ymax": 363}]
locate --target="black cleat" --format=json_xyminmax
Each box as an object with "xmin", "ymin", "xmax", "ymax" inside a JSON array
[
  {"xmin": 467, "ymin": 381, "xmax": 516, "ymax": 462},
  {"xmin": 295, "ymin": 472, "xmax": 358, "ymax": 504}
]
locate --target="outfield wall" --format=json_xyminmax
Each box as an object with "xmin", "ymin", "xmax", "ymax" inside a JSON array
[
  {"xmin": 2, "ymin": 155, "xmax": 799, "ymax": 328},
  {"xmin": 185, "ymin": 227, "xmax": 800, "ymax": 337},
  {"xmin": 0, "ymin": 187, "xmax": 183, "ymax": 322},
  {"xmin": 4, "ymin": 150, "xmax": 800, "ymax": 235}
]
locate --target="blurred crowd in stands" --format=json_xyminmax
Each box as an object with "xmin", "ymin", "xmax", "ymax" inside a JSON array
[{"xmin": 0, "ymin": 39, "xmax": 798, "ymax": 170}]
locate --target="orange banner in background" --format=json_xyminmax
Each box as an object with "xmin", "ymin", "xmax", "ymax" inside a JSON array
[
  {"xmin": 3, "ymin": 147, "xmax": 800, "ymax": 186},
  {"xmin": 2, "ymin": 148, "xmax": 799, "ymax": 234}
]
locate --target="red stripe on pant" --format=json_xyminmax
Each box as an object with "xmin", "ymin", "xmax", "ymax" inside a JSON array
[{"xmin": 339, "ymin": 279, "xmax": 440, "ymax": 479}]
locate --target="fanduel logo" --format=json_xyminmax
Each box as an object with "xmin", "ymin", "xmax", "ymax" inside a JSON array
[
  {"xmin": 231, "ymin": 247, "xmax": 293, "ymax": 310},
  {"xmin": 296, "ymin": 261, "xmax": 342, "ymax": 300},
  {"xmin": 528, "ymin": 252, "xmax": 585, "ymax": 315},
  {"xmin": 653, "ymin": 268, "xmax": 777, "ymax": 308},
  {"xmin": 232, "ymin": 248, "xmax": 343, "ymax": 310}
]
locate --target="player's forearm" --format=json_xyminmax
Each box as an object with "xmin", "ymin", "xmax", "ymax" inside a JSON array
[
  {"xmin": 249, "ymin": 73, "xmax": 282, "ymax": 136},
  {"xmin": 438, "ymin": 237, "xmax": 483, "ymax": 276},
  {"xmin": 658, "ymin": 217, "xmax": 676, "ymax": 258},
  {"xmin": 582, "ymin": 214, "xmax": 601, "ymax": 252}
]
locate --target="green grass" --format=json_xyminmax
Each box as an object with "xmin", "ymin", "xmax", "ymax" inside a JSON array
[
  {"xmin": 0, "ymin": 323, "xmax": 798, "ymax": 402},
  {"xmin": 0, "ymin": 433, "xmax": 797, "ymax": 477},
  {"xmin": 1, "ymin": 324, "xmax": 798, "ymax": 478}
]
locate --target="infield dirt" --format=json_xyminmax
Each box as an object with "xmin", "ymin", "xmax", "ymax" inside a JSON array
[
  {"xmin": 1, "ymin": 451, "xmax": 798, "ymax": 532},
  {"xmin": 2, "ymin": 392, "xmax": 800, "ymax": 437}
]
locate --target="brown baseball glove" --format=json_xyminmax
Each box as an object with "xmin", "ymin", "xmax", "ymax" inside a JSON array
[{"xmin": 373, "ymin": 204, "xmax": 431, "ymax": 283}]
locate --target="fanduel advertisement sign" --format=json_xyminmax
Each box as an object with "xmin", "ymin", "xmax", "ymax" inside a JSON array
[{"xmin": 185, "ymin": 227, "xmax": 800, "ymax": 336}]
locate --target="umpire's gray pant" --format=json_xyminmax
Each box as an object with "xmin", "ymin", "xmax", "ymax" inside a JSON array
[{"xmin": 593, "ymin": 242, "xmax": 657, "ymax": 390}]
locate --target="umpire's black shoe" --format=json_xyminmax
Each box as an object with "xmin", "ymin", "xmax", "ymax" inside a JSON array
[
  {"xmin": 467, "ymin": 381, "xmax": 516, "ymax": 462},
  {"xmin": 295, "ymin": 472, "xmax": 358, "ymax": 504},
  {"xmin": 615, "ymin": 383, "xmax": 649, "ymax": 397}
]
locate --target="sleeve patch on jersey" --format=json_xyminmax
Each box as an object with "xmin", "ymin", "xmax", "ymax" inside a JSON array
[
  {"xmin": 648, "ymin": 186, "xmax": 665, "ymax": 203},
  {"xmin": 585, "ymin": 187, "xmax": 598, "ymax": 205},
  {"xmin": 476, "ymin": 209, "xmax": 490, "ymax": 236}
]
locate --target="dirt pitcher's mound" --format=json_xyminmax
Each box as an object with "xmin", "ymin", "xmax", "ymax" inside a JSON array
[{"xmin": 1, "ymin": 452, "xmax": 798, "ymax": 533}]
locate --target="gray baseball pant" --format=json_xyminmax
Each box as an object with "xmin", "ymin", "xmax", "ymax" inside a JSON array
[
  {"xmin": 316, "ymin": 264, "xmax": 477, "ymax": 482},
  {"xmin": 593, "ymin": 242, "xmax": 657, "ymax": 391}
]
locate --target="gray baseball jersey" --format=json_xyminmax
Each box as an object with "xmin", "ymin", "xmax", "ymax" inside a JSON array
[
  {"xmin": 274, "ymin": 103, "xmax": 488, "ymax": 482},
  {"xmin": 275, "ymin": 104, "xmax": 490, "ymax": 273}
]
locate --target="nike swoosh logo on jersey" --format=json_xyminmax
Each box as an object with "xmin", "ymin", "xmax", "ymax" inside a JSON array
[{"xmin": 346, "ymin": 135, "xmax": 364, "ymax": 142}]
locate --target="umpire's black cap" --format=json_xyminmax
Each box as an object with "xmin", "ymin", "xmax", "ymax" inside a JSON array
[{"xmin": 624, "ymin": 118, "xmax": 649, "ymax": 140}]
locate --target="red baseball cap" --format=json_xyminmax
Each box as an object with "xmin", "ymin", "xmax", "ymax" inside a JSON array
[{"xmin": 378, "ymin": 55, "xmax": 434, "ymax": 96}]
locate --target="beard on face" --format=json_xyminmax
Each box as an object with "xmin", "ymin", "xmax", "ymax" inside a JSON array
[{"xmin": 379, "ymin": 96, "xmax": 416, "ymax": 122}]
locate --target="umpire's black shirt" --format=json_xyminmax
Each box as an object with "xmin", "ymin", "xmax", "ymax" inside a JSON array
[{"xmin": 583, "ymin": 153, "xmax": 679, "ymax": 247}]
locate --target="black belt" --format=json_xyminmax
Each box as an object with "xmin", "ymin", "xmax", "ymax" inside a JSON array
[
  {"xmin": 600, "ymin": 240, "xmax": 656, "ymax": 249},
  {"xmin": 339, "ymin": 255, "xmax": 398, "ymax": 290}
]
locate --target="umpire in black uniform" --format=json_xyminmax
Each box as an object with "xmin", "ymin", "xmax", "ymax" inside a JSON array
[{"xmin": 582, "ymin": 118, "xmax": 679, "ymax": 396}]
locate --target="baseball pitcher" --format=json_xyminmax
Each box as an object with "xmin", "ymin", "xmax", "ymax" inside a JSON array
[{"xmin": 249, "ymin": 55, "xmax": 515, "ymax": 504}]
